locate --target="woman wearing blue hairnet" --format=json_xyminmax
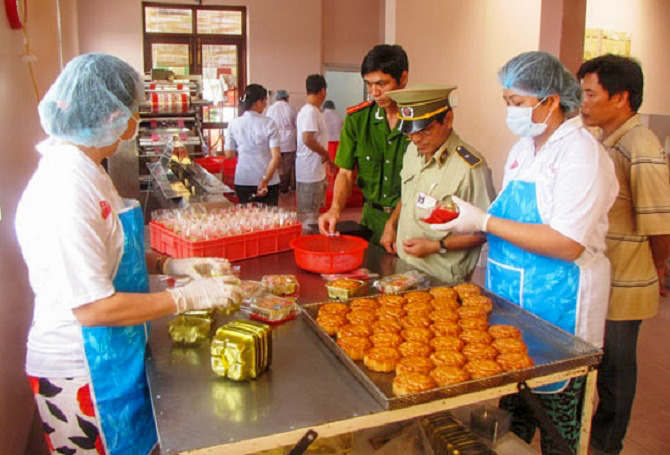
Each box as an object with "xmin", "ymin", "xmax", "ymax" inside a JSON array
[
  {"xmin": 433, "ymin": 51, "xmax": 618, "ymax": 454},
  {"xmin": 15, "ymin": 54, "xmax": 242, "ymax": 455}
]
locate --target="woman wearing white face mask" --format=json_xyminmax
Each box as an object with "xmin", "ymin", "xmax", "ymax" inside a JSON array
[
  {"xmin": 432, "ymin": 51, "xmax": 618, "ymax": 454},
  {"xmin": 15, "ymin": 54, "xmax": 242, "ymax": 455}
]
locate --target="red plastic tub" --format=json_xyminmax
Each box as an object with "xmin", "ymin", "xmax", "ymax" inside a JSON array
[{"xmin": 290, "ymin": 235, "xmax": 368, "ymax": 274}]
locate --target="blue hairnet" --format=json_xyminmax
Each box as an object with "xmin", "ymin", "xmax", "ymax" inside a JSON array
[
  {"xmin": 38, "ymin": 53, "xmax": 144, "ymax": 148},
  {"xmin": 498, "ymin": 51, "xmax": 582, "ymax": 113}
]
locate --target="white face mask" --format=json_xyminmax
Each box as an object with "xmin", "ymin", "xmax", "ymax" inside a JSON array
[
  {"xmin": 114, "ymin": 119, "xmax": 139, "ymax": 155},
  {"xmin": 506, "ymin": 97, "xmax": 552, "ymax": 137}
]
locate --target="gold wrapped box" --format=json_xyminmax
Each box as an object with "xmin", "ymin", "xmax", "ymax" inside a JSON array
[
  {"xmin": 211, "ymin": 320, "xmax": 272, "ymax": 381},
  {"xmin": 167, "ymin": 314, "xmax": 213, "ymax": 346}
]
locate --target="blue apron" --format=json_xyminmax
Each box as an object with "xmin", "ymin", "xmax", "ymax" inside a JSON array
[
  {"xmin": 81, "ymin": 200, "xmax": 158, "ymax": 454},
  {"xmin": 486, "ymin": 180, "xmax": 580, "ymax": 393}
]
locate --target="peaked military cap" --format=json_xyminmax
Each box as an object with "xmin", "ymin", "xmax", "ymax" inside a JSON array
[{"xmin": 387, "ymin": 84, "xmax": 458, "ymax": 134}]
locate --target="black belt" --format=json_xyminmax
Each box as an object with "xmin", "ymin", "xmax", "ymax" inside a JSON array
[{"xmin": 364, "ymin": 199, "xmax": 394, "ymax": 214}]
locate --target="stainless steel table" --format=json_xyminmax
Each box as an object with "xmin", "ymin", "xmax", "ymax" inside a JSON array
[{"xmin": 146, "ymin": 246, "xmax": 599, "ymax": 454}]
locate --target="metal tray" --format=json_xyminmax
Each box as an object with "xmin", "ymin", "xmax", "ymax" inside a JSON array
[{"xmin": 301, "ymin": 287, "xmax": 602, "ymax": 410}]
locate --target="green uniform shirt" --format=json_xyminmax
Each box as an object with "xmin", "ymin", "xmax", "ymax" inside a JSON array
[
  {"xmin": 397, "ymin": 131, "xmax": 496, "ymax": 284},
  {"xmin": 335, "ymin": 102, "xmax": 410, "ymax": 244}
]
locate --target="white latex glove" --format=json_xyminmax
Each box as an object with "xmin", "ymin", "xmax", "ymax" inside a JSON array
[
  {"xmin": 163, "ymin": 257, "xmax": 232, "ymax": 279},
  {"xmin": 430, "ymin": 196, "xmax": 491, "ymax": 234},
  {"xmin": 167, "ymin": 275, "xmax": 242, "ymax": 313}
]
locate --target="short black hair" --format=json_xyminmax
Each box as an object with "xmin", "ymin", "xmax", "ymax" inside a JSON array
[
  {"xmin": 577, "ymin": 54, "xmax": 643, "ymax": 112},
  {"xmin": 240, "ymin": 83, "xmax": 267, "ymax": 111},
  {"xmin": 361, "ymin": 44, "xmax": 409, "ymax": 84},
  {"xmin": 306, "ymin": 74, "xmax": 327, "ymax": 95}
]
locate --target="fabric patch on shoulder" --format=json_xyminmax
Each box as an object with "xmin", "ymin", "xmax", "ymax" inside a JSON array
[
  {"xmin": 455, "ymin": 146, "xmax": 481, "ymax": 168},
  {"xmin": 99, "ymin": 200, "xmax": 111, "ymax": 220},
  {"xmin": 346, "ymin": 100, "xmax": 374, "ymax": 115}
]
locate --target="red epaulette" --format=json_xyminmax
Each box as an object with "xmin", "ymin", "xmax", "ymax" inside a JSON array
[{"xmin": 346, "ymin": 100, "xmax": 374, "ymax": 115}]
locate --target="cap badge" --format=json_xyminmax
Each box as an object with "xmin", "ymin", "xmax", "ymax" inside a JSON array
[{"xmin": 400, "ymin": 106, "xmax": 414, "ymax": 118}]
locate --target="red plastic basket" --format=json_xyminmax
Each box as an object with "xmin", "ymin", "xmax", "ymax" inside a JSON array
[
  {"xmin": 289, "ymin": 235, "xmax": 368, "ymax": 274},
  {"xmin": 150, "ymin": 221, "xmax": 301, "ymax": 262},
  {"xmin": 194, "ymin": 156, "xmax": 237, "ymax": 177}
]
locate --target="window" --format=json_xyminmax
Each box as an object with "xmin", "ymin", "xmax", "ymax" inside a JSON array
[{"xmin": 142, "ymin": 3, "xmax": 246, "ymax": 123}]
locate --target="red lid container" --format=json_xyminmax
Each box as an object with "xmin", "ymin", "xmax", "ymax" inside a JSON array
[{"xmin": 290, "ymin": 235, "xmax": 368, "ymax": 274}]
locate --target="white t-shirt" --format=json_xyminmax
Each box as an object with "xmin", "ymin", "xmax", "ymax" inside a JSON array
[
  {"xmin": 15, "ymin": 139, "xmax": 126, "ymax": 377},
  {"xmin": 225, "ymin": 111, "xmax": 281, "ymax": 186},
  {"xmin": 266, "ymin": 100, "xmax": 297, "ymax": 153},
  {"xmin": 296, "ymin": 104, "xmax": 327, "ymax": 183},
  {"xmin": 500, "ymin": 115, "xmax": 618, "ymax": 347},
  {"xmin": 323, "ymin": 108, "xmax": 343, "ymax": 142}
]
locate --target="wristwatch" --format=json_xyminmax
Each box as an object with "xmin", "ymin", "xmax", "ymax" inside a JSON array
[{"xmin": 438, "ymin": 236, "xmax": 448, "ymax": 254}]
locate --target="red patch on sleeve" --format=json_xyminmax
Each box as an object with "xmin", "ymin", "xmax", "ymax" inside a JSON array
[
  {"xmin": 99, "ymin": 201, "xmax": 111, "ymax": 220},
  {"xmin": 510, "ymin": 159, "xmax": 519, "ymax": 170},
  {"xmin": 77, "ymin": 383, "xmax": 96, "ymax": 417}
]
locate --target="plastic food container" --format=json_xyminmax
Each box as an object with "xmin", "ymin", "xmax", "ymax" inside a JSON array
[
  {"xmin": 261, "ymin": 275, "xmax": 299, "ymax": 296},
  {"xmin": 245, "ymin": 293, "xmax": 299, "ymax": 324},
  {"xmin": 325, "ymin": 278, "xmax": 367, "ymax": 300},
  {"xmin": 240, "ymin": 280, "xmax": 266, "ymax": 300},
  {"xmin": 373, "ymin": 270, "xmax": 430, "ymax": 293},
  {"xmin": 290, "ymin": 235, "xmax": 368, "ymax": 274}
]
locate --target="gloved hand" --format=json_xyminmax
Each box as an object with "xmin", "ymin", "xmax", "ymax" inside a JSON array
[
  {"xmin": 430, "ymin": 196, "xmax": 491, "ymax": 234},
  {"xmin": 167, "ymin": 275, "xmax": 242, "ymax": 313},
  {"xmin": 163, "ymin": 257, "xmax": 232, "ymax": 279}
]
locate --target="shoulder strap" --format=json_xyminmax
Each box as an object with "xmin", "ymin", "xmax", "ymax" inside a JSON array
[
  {"xmin": 455, "ymin": 146, "xmax": 482, "ymax": 168},
  {"xmin": 346, "ymin": 100, "xmax": 374, "ymax": 115}
]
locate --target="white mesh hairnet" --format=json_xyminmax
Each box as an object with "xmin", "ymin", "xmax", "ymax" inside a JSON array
[
  {"xmin": 38, "ymin": 53, "xmax": 144, "ymax": 148},
  {"xmin": 498, "ymin": 51, "xmax": 582, "ymax": 113}
]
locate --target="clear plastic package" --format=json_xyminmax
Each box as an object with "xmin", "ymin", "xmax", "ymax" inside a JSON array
[
  {"xmin": 261, "ymin": 274, "xmax": 299, "ymax": 296},
  {"xmin": 239, "ymin": 280, "xmax": 266, "ymax": 300},
  {"xmin": 325, "ymin": 278, "xmax": 367, "ymax": 301},
  {"xmin": 245, "ymin": 292, "xmax": 298, "ymax": 324},
  {"xmin": 373, "ymin": 270, "xmax": 430, "ymax": 294}
]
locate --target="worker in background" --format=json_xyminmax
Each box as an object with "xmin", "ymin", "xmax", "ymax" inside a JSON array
[
  {"xmin": 322, "ymin": 100, "xmax": 343, "ymax": 142},
  {"xmin": 318, "ymin": 44, "xmax": 410, "ymax": 244},
  {"xmin": 296, "ymin": 74, "xmax": 333, "ymax": 229},
  {"xmin": 434, "ymin": 51, "xmax": 618, "ymax": 454},
  {"xmin": 383, "ymin": 84, "xmax": 495, "ymax": 282},
  {"xmin": 266, "ymin": 89, "xmax": 297, "ymax": 194},
  {"xmin": 225, "ymin": 84, "xmax": 282, "ymax": 205},
  {"xmin": 578, "ymin": 54, "xmax": 670, "ymax": 455},
  {"xmin": 15, "ymin": 53, "xmax": 242, "ymax": 455}
]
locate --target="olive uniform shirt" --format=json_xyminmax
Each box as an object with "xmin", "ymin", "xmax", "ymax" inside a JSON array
[
  {"xmin": 397, "ymin": 131, "xmax": 496, "ymax": 284},
  {"xmin": 602, "ymin": 114, "xmax": 670, "ymax": 320},
  {"xmin": 335, "ymin": 101, "xmax": 411, "ymax": 245}
]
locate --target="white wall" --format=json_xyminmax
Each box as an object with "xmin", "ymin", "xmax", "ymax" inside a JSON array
[
  {"xmin": 77, "ymin": 0, "xmax": 323, "ymax": 109},
  {"xmin": 0, "ymin": 0, "xmax": 78, "ymax": 452},
  {"xmin": 392, "ymin": 0, "xmax": 542, "ymax": 189},
  {"xmin": 585, "ymin": 0, "xmax": 670, "ymax": 115}
]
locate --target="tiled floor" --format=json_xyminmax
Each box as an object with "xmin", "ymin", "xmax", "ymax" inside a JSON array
[{"xmin": 619, "ymin": 290, "xmax": 670, "ymax": 454}]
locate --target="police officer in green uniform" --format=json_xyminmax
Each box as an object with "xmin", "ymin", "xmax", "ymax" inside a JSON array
[
  {"xmin": 318, "ymin": 45, "xmax": 410, "ymax": 245},
  {"xmin": 384, "ymin": 84, "xmax": 496, "ymax": 283}
]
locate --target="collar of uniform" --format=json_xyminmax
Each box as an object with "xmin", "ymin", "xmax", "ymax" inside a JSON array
[
  {"xmin": 244, "ymin": 110, "xmax": 260, "ymax": 117},
  {"xmin": 602, "ymin": 114, "xmax": 641, "ymax": 148},
  {"xmin": 374, "ymin": 104, "xmax": 406, "ymax": 138},
  {"xmin": 546, "ymin": 115, "xmax": 582, "ymax": 145},
  {"xmin": 373, "ymin": 105, "xmax": 386, "ymax": 123},
  {"xmin": 418, "ymin": 130, "xmax": 460, "ymax": 169}
]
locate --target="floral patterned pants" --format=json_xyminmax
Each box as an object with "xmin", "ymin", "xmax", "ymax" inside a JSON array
[{"xmin": 29, "ymin": 375, "xmax": 106, "ymax": 455}]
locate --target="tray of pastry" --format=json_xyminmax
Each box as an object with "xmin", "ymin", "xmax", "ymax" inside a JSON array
[{"xmin": 301, "ymin": 283, "xmax": 602, "ymax": 410}]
